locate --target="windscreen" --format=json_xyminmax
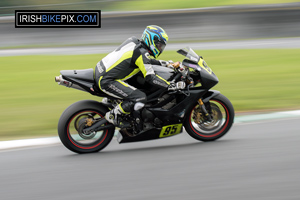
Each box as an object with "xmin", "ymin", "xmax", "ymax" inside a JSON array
[{"xmin": 177, "ymin": 47, "xmax": 200, "ymax": 63}]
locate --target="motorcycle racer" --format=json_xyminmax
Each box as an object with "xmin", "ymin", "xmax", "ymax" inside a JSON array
[{"xmin": 95, "ymin": 25, "xmax": 184, "ymax": 128}]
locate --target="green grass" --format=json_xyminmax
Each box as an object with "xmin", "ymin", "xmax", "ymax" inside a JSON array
[{"xmin": 1, "ymin": 49, "xmax": 300, "ymax": 140}]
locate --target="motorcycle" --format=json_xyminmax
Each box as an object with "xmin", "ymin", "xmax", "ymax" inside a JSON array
[{"xmin": 55, "ymin": 47, "xmax": 234, "ymax": 153}]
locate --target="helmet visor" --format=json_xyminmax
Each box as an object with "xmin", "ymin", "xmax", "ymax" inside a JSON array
[{"xmin": 156, "ymin": 41, "xmax": 166, "ymax": 54}]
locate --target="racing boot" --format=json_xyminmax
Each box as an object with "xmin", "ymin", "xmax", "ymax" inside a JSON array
[
  {"xmin": 133, "ymin": 102, "xmax": 145, "ymax": 132},
  {"xmin": 105, "ymin": 103, "xmax": 131, "ymax": 128}
]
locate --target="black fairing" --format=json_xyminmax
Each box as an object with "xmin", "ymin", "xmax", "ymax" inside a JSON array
[
  {"xmin": 149, "ymin": 89, "xmax": 207, "ymax": 122},
  {"xmin": 119, "ymin": 128, "xmax": 162, "ymax": 143},
  {"xmin": 200, "ymin": 69, "xmax": 219, "ymax": 89},
  {"xmin": 182, "ymin": 59, "xmax": 219, "ymax": 89},
  {"xmin": 118, "ymin": 89, "xmax": 207, "ymax": 143}
]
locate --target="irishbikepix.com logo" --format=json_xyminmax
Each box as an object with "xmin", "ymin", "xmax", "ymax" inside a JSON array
[{"xmin": 15, "ymin": 10, "xmax": 101, "ymax": 28}]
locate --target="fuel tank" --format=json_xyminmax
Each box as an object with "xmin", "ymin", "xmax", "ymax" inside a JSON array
[{"xmin": 126, "ymin": 65, "xmax": 175, "ymax": 93}]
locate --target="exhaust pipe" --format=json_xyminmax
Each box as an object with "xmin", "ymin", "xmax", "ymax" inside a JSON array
[
  {"xmin": 55, "ymin": 75, "xmax": 62, "ymax": 83},
  {"xmin": 55, "ymin": 75, "xmax": 86, "ymax": 92}
]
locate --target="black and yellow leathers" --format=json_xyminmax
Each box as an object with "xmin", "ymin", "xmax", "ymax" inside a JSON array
[{"xmin": 95, "ymin": 36, "xmax": 171, "ymax": 115}]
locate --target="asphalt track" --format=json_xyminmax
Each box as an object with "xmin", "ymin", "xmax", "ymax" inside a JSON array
[{"xmin": 1, "ymin": 117, "xmax": 300, "ymax": 200}]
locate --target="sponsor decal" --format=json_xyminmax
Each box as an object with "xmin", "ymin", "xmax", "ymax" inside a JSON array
[
  {"xmin": 97, "ymin": 62, "xmax": 104, "ymax": 73},
  {"xmin": 108, "ymin": 84, "xmax": 128, "ymax": 97},
  {"xmin": 198, "ymin": 58, "xmax": 212, "ymax": 74}
]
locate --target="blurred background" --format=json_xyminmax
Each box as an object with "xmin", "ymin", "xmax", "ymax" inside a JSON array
[
  {"xmin": 0, "ymin": 0, "xmax": 300, "ymax": 140},
  {"xmin": 1, "ymin": 2, "xmax": 300, "ymax": 200}
]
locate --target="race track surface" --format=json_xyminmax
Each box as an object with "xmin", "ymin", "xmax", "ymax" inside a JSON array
[{"xmin": 1, "ymin": 117, "xmax": 299, "ymax": 200}]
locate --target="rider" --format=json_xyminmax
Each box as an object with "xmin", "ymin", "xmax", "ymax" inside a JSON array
[{"xmin": 95, "ymin": 25, "xmax": 184, "ymax": 128}]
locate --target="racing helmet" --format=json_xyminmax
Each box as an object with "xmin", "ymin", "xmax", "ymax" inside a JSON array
[{"xmin": 141, "ymin": 25, "xmax": 168, "ymax": 58}]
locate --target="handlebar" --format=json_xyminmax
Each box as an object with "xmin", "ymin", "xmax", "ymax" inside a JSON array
[{"xmin": 168, "ymin": 61, "xmax": 196, "ymax": 97}]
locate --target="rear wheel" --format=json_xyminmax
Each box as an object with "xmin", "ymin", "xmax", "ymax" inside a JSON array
[
  {"xmin": 58, "ymin": 100, "xmax": 115, "ymax": 153},
  {"xmin": 184, "ymin": 94, "xmax": 234, "ymax": 141}
]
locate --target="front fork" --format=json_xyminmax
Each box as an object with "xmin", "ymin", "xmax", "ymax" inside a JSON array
[{"xmin": 198, "ymin": 99, "xmax": 212, "ymax": 122}]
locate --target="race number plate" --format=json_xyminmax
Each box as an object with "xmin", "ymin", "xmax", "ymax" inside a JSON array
[{"xmin": 159, "ymin": 124, "xmax": 183, "ymax": 138}]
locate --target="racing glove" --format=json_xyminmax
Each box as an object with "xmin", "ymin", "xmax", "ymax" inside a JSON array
[
  {"xmin": 167, "ymin": 61, "xmax": 188, "ymax": 78},
  {"xmin": 160, "ymin": 60, "xmax": 181, "ymax": 69},
  {"xmin": 168, "ymin": 61, "xmax": 181, "ymax": 68}
]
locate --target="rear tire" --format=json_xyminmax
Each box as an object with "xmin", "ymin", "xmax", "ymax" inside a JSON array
[
  {"xmin": 58, "ymin": 100, "xmax": 115, "ymax": 153},
  {"xmin": 184, "ymin": 94, "xmax": 234, "ymax": 142}
]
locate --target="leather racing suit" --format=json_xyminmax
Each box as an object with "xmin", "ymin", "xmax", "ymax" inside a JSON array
[{"xmin": 95, "ymin": 36, "xmax": 170, "ymax": 114}]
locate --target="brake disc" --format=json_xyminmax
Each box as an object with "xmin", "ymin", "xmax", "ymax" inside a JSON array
[{"xmin": 197, "ymin": 103, "xmax": 223, "ymax": 131}]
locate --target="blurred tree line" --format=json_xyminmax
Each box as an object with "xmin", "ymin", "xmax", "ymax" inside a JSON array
[{"xmin": 0, "ymin": 0, "xmax": 129, "ymax": 15}]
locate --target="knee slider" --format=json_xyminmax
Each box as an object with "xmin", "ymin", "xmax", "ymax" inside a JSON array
[{"xmin": 134, "ymin": 102, "xmax": 145, "ymax": 111}]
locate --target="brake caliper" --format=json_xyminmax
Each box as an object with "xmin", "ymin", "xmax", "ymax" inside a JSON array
[{"xmin": 85, "ymin": 118, "xmax": 94, "ymax": 127}]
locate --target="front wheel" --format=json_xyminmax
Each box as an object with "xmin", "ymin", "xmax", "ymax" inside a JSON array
[
  {"xmin": 58, "ymin": 100, "xmax": 115, "ymax": 153},
  {"xmin": 184, "ymin": 93, "xmax": 234, "ymax": 142}
]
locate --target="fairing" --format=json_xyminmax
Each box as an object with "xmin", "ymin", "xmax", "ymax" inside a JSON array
[{"xmin": 178, "ymin": 47, "xmax": 219, "ymax": 89}]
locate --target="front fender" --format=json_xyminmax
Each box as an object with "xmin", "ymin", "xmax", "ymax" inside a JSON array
[{"xmin": 202, "ymin": 90, "xmax": 220, "ymax": 103}]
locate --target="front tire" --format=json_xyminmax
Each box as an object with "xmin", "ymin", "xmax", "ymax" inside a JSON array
[
  {"xmin": 184, "ymin": 93, "xmax": 234, "ymax": 142},
  {"xmin": 58, "ymin": 100, "xmax": 115, "ymax": 153}
]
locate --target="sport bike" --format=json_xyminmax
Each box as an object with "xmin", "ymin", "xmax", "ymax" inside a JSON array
[{"xmin": 55, "ymin": 47, "xmax": 234, "ymax": 153}]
